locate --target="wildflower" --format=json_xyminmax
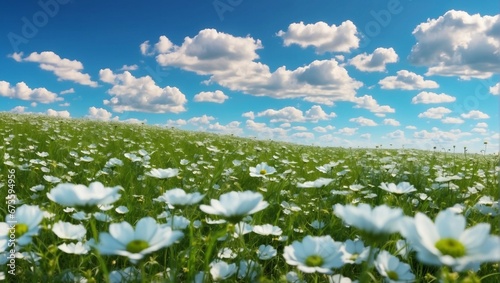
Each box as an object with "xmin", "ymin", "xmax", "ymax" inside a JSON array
[
  {"xmin": 400, "ymin": 209, "xmax": 500, "ymax": 271},
  {"xmin": 327, "ymin": 274, "xmax": 357, "ymax": 283},
  {"xmin": 210, "ymin": 260, "xmax": 237, "ymax": 281},
  {"xmin": 257, "ymin": 244, "xmax": 277, "ymax": 260},
  {"xmin": 154, "ymin": 188, "xmax": 205, "ymax": 208},
  {"xmin": 333, "ymin": 203, "xmax": 403, "ymax": 236},
  {"xmin": 2, "ymin": 204, "xmax": 43, "ymax": 246},
  {"xmin": 145, "ymin": 168, "xmax": 179, "ymax": 179},
  {"xmin": 252, "ymin": 224, "xmax": 283, "ymax": 236},
  {"xmin": 237, "ymin": 259, "xmax": 260, "ymax": 280},
  {"xmin": 47, "ymin": 182, "xmax": 122, "ymax": 208},
  {"xmin": 97, "ymin": 217, "xmax": 183, "ymax": 264},
  {"xmin": 52, "ymin": 221, "xmax": 86, "ymax": 240},
  {"xmin": 249, "ymin": 162, "xmax": 276, "ymax": 178},
  {"xmin": 58, "ymin": 242, "xmax": 90, "ymax": 255},
  {"xmin": 341, "ymin": 239, "xmax": 371, "ymax": 264},
  {"xmin": 200, "ymin": 191, "xmax": 269, "ymax": 223},
  {"xmin": 374, "ymin": 250, "xmax": 415, "ymax": 283},
  {"xmin": 379, "ymin": 182, "xmax": 417, "ymax": 194},
  {"xmin": 297, "ymin": 178, "xmax": 334, "ymax": 188},
  {"xmin": 283, "ymin": 235, "xmax": 344, "ymax": 274}
]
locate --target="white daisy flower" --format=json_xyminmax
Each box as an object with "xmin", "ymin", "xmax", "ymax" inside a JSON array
[{"xmin": 200, "ymin": 191, "xmax": 269, "ymax": 223}]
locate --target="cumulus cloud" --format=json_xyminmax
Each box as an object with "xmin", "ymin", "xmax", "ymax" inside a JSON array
[
  {"xmin": 150, "ymin": 29, "xmax": 362, "ymax": 104},
  {"xmin": 418, "ymin": 107, "xmax": 452, "ymax": 119},
  {"xmin": 86, "ymin": 107, "xmax": 115, "ymax": 121},
  {"xmin": 387, "ymin": 130, "xmax": 405, "ymax": 139},
  {"xmin": 10, "ymin": 106, "xmax": 27, "ymax": 113},
  {"xmin": 256, "ymin": 105, "xmax": 335, "ymax": 123},
  {"xmin": 246, "ymin": 120, "xmax": 288, "ymax": 138},
  {"xmin": 188, "ymin": 115, "xmax": 215, "ymax": 125},
  {"xmin": 383, "ymin": 118, "xmax": 400, "ymax": 126},
  {"xmin": 11, "ymin": 51, "xmax": 98, "ymax": 87},
  {"xmin": 414, "ymin": 128, "xmax": 471, "ymax": 142},
  {"xmin": 409, "ymin": 10, "xmax": 500, "ymax": 79},
  {"xmin": 119, "ymin": 64, "xmax": 138, "ymax": 71},
  {"xmin": 349, "ymin": 116, "xmax": 377, "ymax": 126},
  {"xmin": 338, "ymin": 127, "xmax": 358, "ymax": 136},
  {"xmin": 99, "ymin": 68, "xmax": 187, "ymax": 113},
  {"xmin": 460, "ymin": 110, "xmax": 490, "ymax": 119},
  {"xmin": 475, "ymin": 122, "xmax": 488, "ymax": 128},
  {"xmin": 193, "ymin": 90, "xmax": 229, "ymax": 103},
  {"xmin": 412, "ymin": 91, "xmax": 456, "ymax": 104},
  {"xmin": 441, "ymin": 117, "xmax": 464, "ymax": 124},
  {"xmin": 291, "ymin": 132, "xmax": 315, "ymax": 139},
  {"xmin": 353, "ymin": 95, "xmax": 395, "ymax": 115},
  {"xmin": 46, "ymin": 109, "xmax": 70, "ymax": 118},
  {"xmin": 0, "ymin": 81, "xmax": 62, "ymax": 104},
  {"xmin": 348, "ymin": 47, "xmax": 398, "ymax": 72},
  {"xmin": 313, "ymin": 125, "xmax": 335, "ymax": 133},
  {"xmin": 277, "ymin": 21, "xmax": 359, "ymax": 53},
  {"xmin": 379, "ymin": 70, "xmax": 439, "ymax": 90},
  {"xmin": 489, "ymin": 83, "xmax": 500, "ymax": 95},
  {"xmin": 242, "ymin": 111, "xmax": 255, "ymax": 120},
  {"xmin": 60, "ymin": 88, "xmax": 75, "ymax": 95},
  {"xmin": 208, "ymin": 121, "xmax": 243, "ymax": 135}
]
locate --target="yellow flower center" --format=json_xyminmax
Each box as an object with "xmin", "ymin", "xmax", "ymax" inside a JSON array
[
  {"xmin": 305, "ymin": 255, "xmax": 324, "ymax": 267},
  {"xmin": 260, "ymin": 169, "xmax": 267, "ymax": 175},
  {"xmin": 435, "ymin": 238, "xmax": 466, "ymax": 258},
  {"xmin": 387, "ymin": 270, "xmax": 399, "ymax": 280},
  {"xmin": 126, "ymin": 240, "xmax": 149, "ymax": 253},
  {"xmin": 15, "ymin": 223, "xmax": 29, "ymax": 238}
]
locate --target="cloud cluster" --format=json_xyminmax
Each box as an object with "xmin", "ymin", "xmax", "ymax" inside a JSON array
[
  {"xmin": 411, "ymin": 92, "xmax": 456, "ymax": 104},
  {"xmin": 256, "ymin": 105, "xmax": 336, "ymax": 123},
  {"xmin": 99, "ymin": 69, "xmax": 187, "ymax": 113},
  {"xmin": 11, "ymin": 51, "xmax": 98, "ymax": 87},
  {"xmin": 0, "ymin": 81, "xmax": 61, "ymax": 104},
  {"xmin": 194, "ymin": 90, "xmax": 229, "ymax": 103},
  {"xmin": 146, "ymin": 28, "xmax": 362, "ymax": 105},
  {"xmin": 409, "ymin": 10, "xmax": 500, "ymax": 79},
  {"xmin": 349, "ymin": 47, "xmax": 398, "ymax": 72},
  {"xmin": 379, "ymin": 70, "xmax": 439, "ymax": 90},
  {"xmin": 276, "ymin": 21, "xmax": 359, "ymax": 53}
]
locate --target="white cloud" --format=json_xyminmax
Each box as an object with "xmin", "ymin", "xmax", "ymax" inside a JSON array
[
  {"xmin": 292, "ymin": 126, "xmax": 308, "ymax": 131},
  {"xmin": 387, "ymin": 130, "xmax": 405, "ymax": 139},
  {"xmin": 257, "ymin": 105, "xmax": 335, "ymax": 123},
  {"xmin": 379, "ymin": 70, "xmax": 439, "ymax": 90},
  {"xmin": 165, "ymin": 119, "xmax": 187, "ymax": 127},
  {"xmin": 0, "ymin": 81, "xmax": 62, "ymax": 104},
  {"xmin": 152, "ymin": 29, "xmax": 362, "ymax": 104},
  {"xmin": 353, "ymin": 95, "xmax": 395, "ymax": 115},
  {"xmin": 280, "ymin": 123, "xmax": 291, "ymax": 128},
  {"xmin": 471, "ymin": 127, "xmax": 487, "ymax": 134},
  {"xmin": 349, "ymin": 116, "xmax": 377, "ymax": 126},
  {"xmin": 86, "ymin": 107, "xmax": 114, "ymax": 121},
  {"xmin": 338, "ymin": 127, "xmax": 358, "ymax": 136},
  {"xmin": 411, "ymin": 91, "xmax": 456, "ymax": 104},
  {"xmin": 441, "ymin": 117, "xmax": 464, "ymax": 124},
  {"xmin": 246, "ymin": 120, "xmax": 288, "ymax": 138},
  {"xmin": 193, "ymin": 90, "xmax": 229, "ymax": 103},
  {"xmin": 242, "ymin": 111, "xmax": 255, "ymax": 120},
  {"xmin": 188, "ymin": 115, "xmax": 215, "ymax": 125},
  {"xmin": 460, "ymin": 110, "xmax": 490, "ymax": 119},
  {"xmin": 155, "ymin": 35, "xmax": 174, "ymax": 53},
  {"xmin": 119, "ymin": 64, "xmax": 138, "ymax": 71},
  {"xmin": 12, "ymin": 51, "xmax": 98, "ymax": 87},
  {"xmin": 313, "ymin": 125, "xmax": 335, "ymax": 133},
  {"xmin": 414, "ymin": 128, "xmax": 471, "ymax": 142},
  {"xmin": 121, "ymin": 118, "xmax": 147, "ymax": 124},
  {"xmin": 10, "ymin": 106, "xmax": 26, "ymax": 113},
  {"xmin": 208, "ymin": 121, "xmax": 243, "ymax": 135},
  {"xmin": 60, "ymin": 88, "xmax": 75, "ymax": 95},
  {"xmin": 277, "ymin": 21, "xmax": 359, "ymax": 53},
  {"xmin": 489, "ymin": 83, "xmax": 500, "ymax": 95},
  {"xmin": 99, "ymin": 69, "xmax": 187, "ymax": 113},
  {"xmin": 476, "ymin": 122, "xmax": 488, "ymax": 128},
  {"xmin": 348, "ymin": 47, "xmax": 398, "ymax": 72},
  {"xmin": 383, "ymin": 118, "xmax": 400, "ymax": 126},
  {"xmin": 140, "ymin": 40, "xmax": 153, "ymax": 56},
  {"xmin": 406, "ymin": 125, "xmax": 417, "ymax": 130},
  {"xmin": 409, "ymin": 10, "xmax": 500, "ymax": 79},
  {"xmin": 418, "ymin": 107, "xmax": 452, "ymax": 119},
  {"xmin": 46, "ymin": 109, "xmax": 70, "ymax": 118}
]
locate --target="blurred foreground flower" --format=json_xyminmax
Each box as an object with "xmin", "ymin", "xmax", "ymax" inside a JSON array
[
  {"xmin": 333, "ymin": 204, "xmax": 403, "ymax": 236},
  {"xmin": 200, "ymin": 191, "xmax": 269, "ymax": 223},
  {"xmin": 374, "ymin": 250, "xmax": 415, "ymax": 282},
  {"xmin": 400, "ymin": 209, "xmax": 500, "ymax": 271},
  {"xmin": 47, "ymin": 182, "xmax": 122, "ymax": 208},
  {"xmin": 97, "ymin": 217, "xmax": 183, "ymax": 264},
  {"xmin": 145, "ymin": 168, "xmax": 179, "ymax": 179},
  {"xmin": 283, "ymin": 235, "xmax": 344, "ymax": 274},
  {"xmin": 379, "ymin": 182, "xmax": 417, "ymax": 194},
  {"xmin": 1, "ymin": 204, "xmax": 43, "ymax": 246}
]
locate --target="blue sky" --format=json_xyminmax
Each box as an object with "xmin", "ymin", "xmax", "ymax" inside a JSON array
[{"xmin": 1, "ymin": 0, "xmax": 499, "ymax": 153}]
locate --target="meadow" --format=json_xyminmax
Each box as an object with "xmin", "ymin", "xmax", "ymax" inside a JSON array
[{"xmin": 0, "ymin": 112, "xmax": 499, "ymax": 283}]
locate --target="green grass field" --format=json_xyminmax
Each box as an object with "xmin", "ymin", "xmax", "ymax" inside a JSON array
[{"xmin": 0, "ymin": 113, "xmax": 499, "ymax": 283}]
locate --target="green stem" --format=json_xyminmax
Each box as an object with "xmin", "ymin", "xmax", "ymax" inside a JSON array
[
  {"xmin": 359, "ymin": 246, "xmax": 376, "ymax": 283},
  {"xmin": 89, "ymin": 216, "xmax": 110, "ymax": 283}
]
